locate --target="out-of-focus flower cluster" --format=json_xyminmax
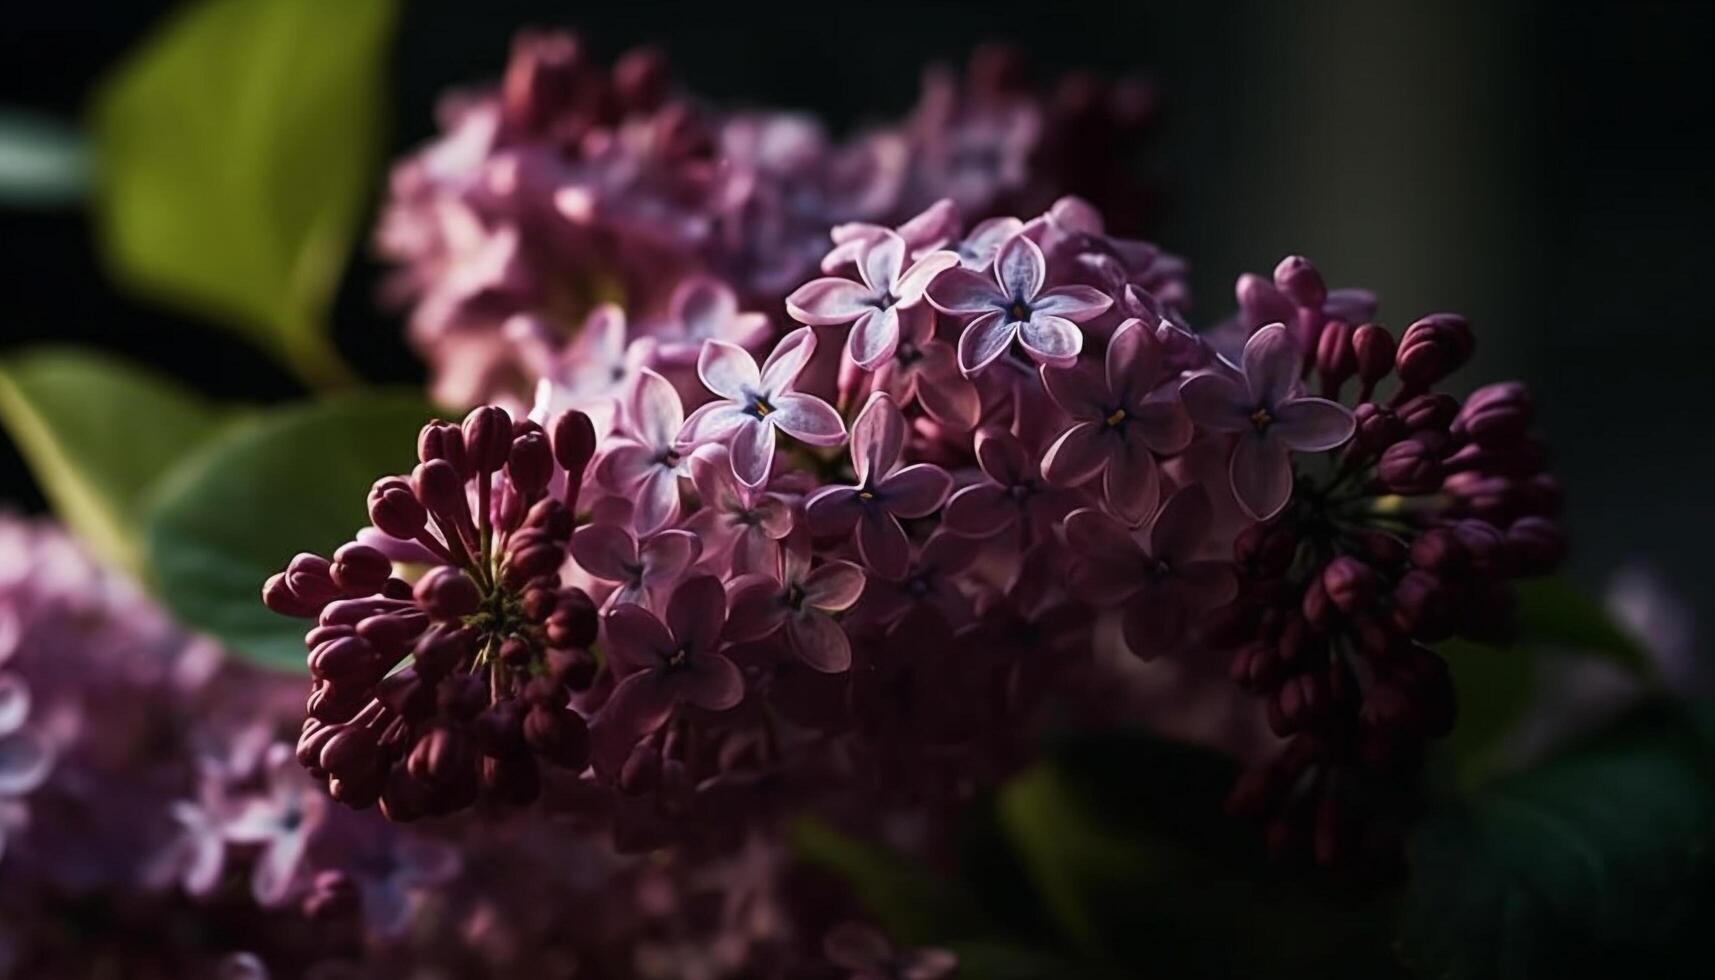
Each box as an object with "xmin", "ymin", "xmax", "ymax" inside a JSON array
[
  {"xmin": 278, "ymin": 173, "xmax": 1565, "ymax": 908},
  {"xmin": 376, "ymin": 32, "xmax": 1163, "ymax": 410}
]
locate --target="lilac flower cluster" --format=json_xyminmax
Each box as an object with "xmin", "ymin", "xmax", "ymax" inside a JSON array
[
  {"xmin": 376, "ymin": 31, "xmax": 1161, "ymax": 409},
  {"xmin": 280, "ymin": 185, "xmax": 1565, "ymax": 884}
]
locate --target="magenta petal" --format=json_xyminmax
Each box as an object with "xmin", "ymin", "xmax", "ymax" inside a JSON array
[
  {"xmin": 1062, "ymin": 507, "xmax": 1136, "ymax": 562},
  {"xmin": 943, "ymin": 484, "xmax": 1018, "ymax": 536},
  {"xmin": 729, "ymin": 418, "xmax": 777, "ymax": 488},
  {"xmin": 1148, "ymin": 485, "xmax": 1214, "ymax": 563},
  {"xmin": 995, "ymin": 233, "xmax": 1046, "ymax": 302},
  {"xmin": 601, "ymin": 604, "xmax": 674, "ymax": 673},
  {"xmin": 786, "ymin": 277, "xmax": 875, "ymax": 326},
  {"xmin": 1229, "ymin": 435, "xmax": 1294, "ymax": 521},
  {"xmin": 677, "ymin": 653, "xmax": 744, "ymax": 711},
  {"xmin": 591, "ymin": 671, "xmax": 676, "ymax": 775},
  {"xmin": 688, "ymin": 447, "xmax": 735, "ymax": 512},
  {"xmin": 1018, "ymin": 313, "xmax": 1084, "ymax": 366},
  {"xmin": 974, "ymin": 427, "xmax": 1032, "ymax": 485},
  {"xmin": 1178, "ymin": 372, "xmax": 1253, "ymax": 432},
  {"xmin": 926, "ymin": 267, "xmax": 1006, "ymax": 315},
  {"xmin": 1241, "ymin": 323, "xmax": 1302, "ymax": 406},
  {"xmin": 697, "ymin": 340, "xmax": 761, "ymax": 401},
  {"xmin": 673, "ymin": 276, "xmax": 735, "ymax": 334},
  {"xmin": 665, "ymin": 574, "xmax": 727, "ymax": 654},
  {"xmin": 921, "ymin": 530, "xmax": 979, "ymax": 575},
  {"xmin": 861, "ymin": 230, "xmax": 906, "ymax": 294},
  {"xmin": 628, "ymin": 368, "xmax": 684, "ymax": 448},
  {"xmin": 1104, "ymin": 433, "xmax": 1161, "ymax": 527},
  {"xmin": 1132, "ymin": 388, "xmax": 1195, "ymax": 454},
  {"xmin": 1042, "ymin": 422, "xmax": 1110, "ymax": 487},
  {"xmin": 631, "ymin": 467, "xmax": 682, "ymax": 535},
  {"xmin": 1106, "ymin": 318, "xmax": 1165, "ymax": 403},
  {"xmin": 768, "ymin": 392, "xmax": 846, "ymax": 446},
  {"xmin": 640, "ymin": 529, "xmax": 700, "ymax": 584},
  {"xmin": 916, "ymin": 370, "xmax": 980, "ymax": 431},
  {"xmin": 594, "ymin": 440, "xmax": 655, "ymax": 492},
  {"xmin": 879, "ymin": 464, "xmax": 953, "ymax": 518},
  {"xmin": 847, "ymin": 306, "xmax": 899, "ymax": 370},
  {"xmin": 678, "ymin": 401, "xmax": 749, "ymax": 446},
  {"xmin": 960, "ymin": 216, "xmax": 1024, "ymax": 269},
  {"xmin": 802, "ymin": 560, "xmax": 866, "ymax": 611},
  {"xmin": 856, "ymin": 510, "xmax": 910, "ymax": 579},
  {"xmin": 1271, "ymin": 397, "xmax": 1356, "ymax": 451},
  {"xmin": 751, "ymin": 495, "xmax": 793, "ymax": 538},
  {"xmin": 804, "ymin": 486, "xmax": 865, "ymax": 536},
  {"xmin": 725, "ymin": 574, "xmax": 787, "ymax": 641},
  {"xmin": 571, "ymin": 524, "xmax": 637, "ymax": 582},
  {"xmin": 759, "ymin": 326, "xmax": 818, "ymax": 392},
  {"xmin": 850, "ymin": 392, "xmax": 905, "ymax": 486},
  {"xmin": 1031, "ymin": 285, "xmax": 1113, "ymax": 322},
  {"xmin": 784, "ymin": 611, "xmax": 852, "ymax": 673},
  {"xmin": 1040, "ymin": 361, "xmax": 1109, "ymax": 417},
  {"xmin": 894, "ymin": 250, "xmax": 960, "ymax": 306},
  {"xmin": 956, "ymin": 311, "xmax": 1015, "ymax": 376}
]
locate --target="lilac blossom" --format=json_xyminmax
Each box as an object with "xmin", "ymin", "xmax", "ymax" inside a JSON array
[
  {"xmin": 571, "ymin": 523, "xmax": 700, "ymax": 610},
  {"xmin": 679, "ymin": 327, "xmax": 847, "ymax": 488},
  {"xmin": 870, "ymin": 305, "xmax": 980, "ymax": 431},
  {"xmin": 1041, "ymin": 317, "xmax": 1193, "ymax": 525},
  {"xmin": 1180, "ymin": 323, "xmax": 1355, "ymax": 520},
  {"xmin": 926, "ymin": 232, "xmax": 1112, "ymax": 375},
  {"xmin": 681, "ymin": 446, "xmax": 794, "ymax": 577},
  {"xmin": 649, "ymin": 275, "xmax": 771, "ymax": 367},
  {"xmin": 726, "ymin": 542, "xmax": 866, "ymax": 672},
  {"xmin": 805, "ymin": 393, "xmax": 953, "ymax": 579},
  {"xmin": 943, "ymin": 426, "xmax": 1077, "ymax": 538},
  {"xmin": 528, "ymin": 303, "xmax": 654, "ymax": 435},
  {"xmin": 786, "ymin": 229, "xmax": 959, "ymax": 370},
  {"xmin": 591, "ymin": 367, "xmax": 691, "ymax": 533}
]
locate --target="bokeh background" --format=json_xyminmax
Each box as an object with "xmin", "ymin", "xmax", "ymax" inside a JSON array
[{"xmin": 2, "ymin": 0, "xmax": 1711, "ymax": 617}]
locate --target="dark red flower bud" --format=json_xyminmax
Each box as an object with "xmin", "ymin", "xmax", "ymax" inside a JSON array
[
  {"xmin": 309, "ymin": 635, "xmax": 379, "ymax": 682},
  {"xmin": 1301, "ymin": 576, "xmax": 1335, "ymax": 630},
  {"xmin": 1322, "ymin": 557, "xmax": 1379, "ymax": 613},
  {"xmin": 1454, "ymin": 382, "xmax": 1533, "ymax": 447},
  {"xmin": 546, "ymin": 598, "xmax": 598, "ymax": 649},
  {"xmin": 1396, "ymin": 314, "xmax": 1474, "ymax": 389},
  {"xmin": 1450, "ymin": 520, "xmax": 1507, "ymax": 576},
  {"xmin": 1396, "ymin": 393, "xmax": 1458, "ymax": 433},
  {"xmin": 368, "ymin": 478, "xmax": 427, "ymax": 539},
  {"xmin": 413, "ymin": 459, "xmax": 469, "ymax": 529},
  {"xmin": 550, "ymin": 409, "xmax": 597, "ymax": 481},
  {"xmin": 1273, "ymin": 255, "xmax": 1327, "ymax": 310},
  {"xmin": 414, "ymin": 566, "xmax": 481, "ymax": 621},
  {"xmin": 319, "ymin": 724, "xmax": 381, "ymax": 779},
  {"xmin": 507, "ymin": 430, "xmax": 554, "ymax": 499},
  {"xmin": 304, "ymin": 623, "xmax": 354, "ymax": 649},
  {"xmin": 524, "ymin": 705, "xmax": 590, "ymax": 769},
  {"xmin": 1410, "ymin": 527, "xmax": 1467, "ymax": 573},
  {"xmin": 286, "ymin": 553, "xmax": 341, "ymax": 606},
  {"xmin": 413, "ymin": 623, "xmax": 476, "ymax": 676},
  {"xmin": 436, "ymin": 672, "xmax": 487, "ymax": 721},
  {"xmin": 499, "ymin": 636, "xmax": 534, "ymax": 668},
  {"xmin": 296, "ymin": 719, "xmax": 338, "ymax": 770},
  {"xmin": 417, "ymin": 420, "xmax": 468, "ymax": 475},
  {"xmin": 407, "ymin": 727, "xmax": 473, "ymax": 785},
  {"xmin": 1352, "ymin": 323, "xmax": 1395, "ymax": 384},
  {"xmin": 524, "ymin": 497, "xmax": 576, "ymax": 543},
  {"xmin": 356, "ymin": 611, "xmax": 424, "ymax": 659},
  {"xmin": 306, "ymin": 682, "xmax": 365, "ymax": 724},
  {"xmin": 1315, "ymin": 319, "xmax": 1356, "ymax": 390},
  {"xmin": 263, "ymin": 572, "xmax": 319, "ymax": 617},
  {"xmin": 475, "ymin": 702, "xmax": 527, "ymax": 757},
  {"xmin": 502, "ymin": 542, "xmax": 564, "ymax": 591},
  {"xmin": 1505, "ymin": 516, "xmax": 1565, "ymax": 575},
  {"xmin": 1378, "ymin": 438, "xmax": 1443, "ymax": 494},
  {"xmin": 1392, "ymin": 569, "xmax": 1450, "ymax": 641},
  {"xmin": 462, "ymin": 406, "xmax": 513, "ymax": 474},
  {"xmin": 546, "ymin": 647, "xmax": 597, "ymax": 690},
  {"xmin": 331, "ymin": 542, "xmax": 391, "ymax": 596},
  {"xmin": 1352, "ymin": 403, "xmax": 1404, "ymax": 453}
]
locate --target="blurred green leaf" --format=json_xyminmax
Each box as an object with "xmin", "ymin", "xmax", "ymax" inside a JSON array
[
  {"xmin": 1514, "ymin": 577, "xmax": 1651, "ymax": 674},
  {"xmin": 1437, "ymin": 637, "xmax": 1537, "ymax": 787},
  {"xmin": 0, "ymin": 108, "xmax": 88, "ymax": 206},
  {"xmin": 142, "ymin": 393, "xmax": 432, "ymax": 671},
  {"xmin": 995, "ymin": 733, "xmax": 1403, "ymax": 979},
  {"xmin": 1400, "ymin": 703, "xmax": 1715, "ymax": 980},
  {"xmin": 0, "ymin": 346, "xmax": 230, "ymax": 573},
  {"xmin": 791, "ymin": 817, "xmax": 992, "ymax": 946},
  {"xmin": 89, "ymin": 0, "xmax": 400, "ymax": 388}
]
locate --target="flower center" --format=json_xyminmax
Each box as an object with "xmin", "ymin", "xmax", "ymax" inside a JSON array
[
  {"xmin": 1007, "ymin": 299, "xmax": 1032, "ymax": 322},
  {"xmin": 747, "ymin": 395, "xmax": 776, "ymax": 420},
  {"xmin": 857, "ymin": 489, "xmax": 877, "ymax": 502},
  {"xmin": 1250, "ymin": 407, "xmax": 1274, "ymax": 433},
  {"xmin": 666, "ymin": 645, "xmax": 690, "ymax": 669},
  {"xmin": 785, "ymin": 583, "xmax": 807, "ymax": 611},
  {"xmin": 1105, "ymin": 408, "xmax": 1128, "ymax": 428},
  {"xmin": 896, "ymin": 343, "xmax": 923, "ymax": 367},
  {"xmin": 873, "ymin": 290, "xmax": 898, "ymax": 310}
]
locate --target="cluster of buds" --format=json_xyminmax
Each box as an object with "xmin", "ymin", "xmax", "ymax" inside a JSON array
[
  {"xmin": 1210, "ymin": 257, "xmax": 1565, "ymax": 865},
  {"xmin": 264, "ymin": 406, "xmax": 603, "ymax": 819}
]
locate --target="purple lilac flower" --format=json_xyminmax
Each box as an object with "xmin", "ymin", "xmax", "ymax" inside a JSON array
[
  {"xmin": 943, "ymin": 426, "xmax": 1077, "ymax": 539},
  {"xmin": 528, "ymin": 303, "xmax": 655, "ymax": 436},
  {"xmin": 926, "ymin": 232, "xmax": 1112, "ymax": 376},
  {"xmin": 648, "ymin": 275, "xmax": 771, "ymax": 367},
  {"xmin": 725, "ymin": 541, "xmax": 866, "ymax": 672},
  {"xmin": 1041, "ymin": 317, "xmax": 1194, "ymax": 525},
  {"xmin": 804, "ymin": 393, "xmax": 953, "ymax": 579},
  {"xmin": 590, "ymin": 367, "xmax": 691, "ymax": 533},
  {"xmin": 681, "ymin": 446, "xmax": 794, "ymax": 578},
  {"xmin": 786, "ymin": 229, "xmax": 959, "ymax": 370},
  {"xmin": 679, "ymin": 327, "xmax": 846, "ymax": 488},
  {"xmin": 1180, "ymin": 323, "xmax": 1356, "ymax": 521},
  {"xmin": 869, "ymin": 305, "xmax": 980, "ymax": 432},
  {"xmin": 570, "ymin": 523, "xmax": 700, "ymax": 611}
]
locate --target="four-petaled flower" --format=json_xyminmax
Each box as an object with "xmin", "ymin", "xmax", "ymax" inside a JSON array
[
  {"xmin": 871, "ymin": 305, "xmax": 980, "ymax": 431},
  {"xmin": 1064, "ymin": 485, "xmax": 1238, "ymax": 658},
  {"xmin": 926, "ymin": 232, "xmax": 1112, "ymax": 376},
  {"xmin": 787, "ymin": 230, "xmax": 959, "ymax": 370},
  {"xmin": 528, "ymin": 303, "xmax": 654, "ymax": 437},
  {"xmin": 682, "ymin": 446, "xmax": 794, "ymax": 577},
  {"xmin": 726, "ymin": 541, "xmax": 867, "ymax": 672},
  {"xmin": 571, "ymin": 523, "xmax": 700, "ymax": 610},
  {"xmin": 943, "ymin": 427, "xmax": 1077, "ymax": 538},
  {"xmin": 1179, "ymin": 323, "xmax": 1356, "ymax": 521},
  {"xmin": 592, "ymin": 575, "xmax": 744, "ymax": 773},
  {"xmin": 680, "ymin": 327, "xmax": 847, "ymax": 488},
  {"xmin": 593, "ymin": 368, "xmax": 692, "ymax": 534},
  {"xmin": 805, "ymin": 393, "xmax": 953, "ymax": 579},
  {"xmin": 1041, "ymin": 318, "xmax": 1194, "ymax": 525},
  {"xmin": 651, "ymin": 275, "xmax": 771, "ymax": 367}
]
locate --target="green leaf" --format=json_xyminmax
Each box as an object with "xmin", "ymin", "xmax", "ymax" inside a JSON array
[
  {"xmin": 791, "ymin": 817, "xmax": 992, "ymax": 946},
  {"xmin": 0, "ymin": 346, "xmax": 230, "ymax": 573},
  {"xmin": 1400, "ymin": 703, "xmax": 1715, "ymax": 980},
  {"xmin": 0, "ymin": 108, "xmax": 89, "ymax": 206},
  {"xmin": 1437, "ymin": 637, "xmax": 1537, "ymax": 787},
  {"xmin": 1514, "ymin": 577, "xmax": 1650, "ymax": 674},
  {"xmin": 142, "ymin": 393, "xmax": 433, "ymax": 671},
  {"xmin": 89, "ymin": 0, "xmax": 400, "ymax": 388}
]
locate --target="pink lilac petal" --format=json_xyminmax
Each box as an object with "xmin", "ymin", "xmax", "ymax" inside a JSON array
[
  {"xmin": 676, "ymin": 655, "xmax": 744, "ymax": 710},
  {"xmin": 804, "ymin": 487, "xmax": 866, "ymax": 536},
  {"xmin": 1131, "ymin": 390, "xmax": 1195, "ymax": 453},
  {"xmin": 786, "ymin": 277, "xmax": 876, "ymax": 326},
  {"xmin": 1040, "ymin": 361, "xmax": 1108, "ymax": 417},
  {"xmin": 723, "ymin": 574, "xmax": 787, "ymax": 642},
  {"xmin": 759, "ymin": 327, "xmax": 818, "ymax": 392},
  {"xmin": 893, "ymin": 250, "xmax": 960, "ymax": 305},
  {"xmin": 729, "ymin": 419, "xmax": 777, "ymax": 488},
  {"xmin": 1270, "ymin": 397, "xmax": 1356, "ymax": 451},
  {"xmin": 1107, "ymin": 318, "xmax": 1163, "ymax": 400},
  {"xmin": 640, "ymin": 530, "xmax": 700, "ymax": 583},
  {"xmin": 856, "ymin": 511, "xmax": 911, "ymax": 579},
  {"xmin": 665, "ymin": 575, "xmax": 726, "ymax": 655},
  {"xmin": 1104, "ymin": 436, "xmax": 1161, "ymax": 526},
  {"xmin": 698, "ymin": 341, "xmax": 761, "ymax": 401},
  {"xmin": 851, "ymin": 392, "xmax": 905, "ymax": 485},
  {"xmin": 1178, "ymin": 372, "xmax": 1254, "ymax": 432},
  {"xmin": 957, "ymin": 311, "xmax": 1016, "ymax": 375},
  {"xmin": 958, "ymin": 216, "xmax": 1024, "ymax": 269},
  {"xmin": 632, "ymin": 468, "xmax": 682, "ymax": 536},
  {"xmin": 860, "ymin": 232, "xmax": 906, "ymax": 293},
  {"xmin": 570, "ymin": 523, "xmax": 637, "ymax": 582},
  {"xmin": 878, "ymin": 464, "xmax": 953, "ymax": 517},
  {"xmin": 848, "ymin": 306, "xmax": 900, "ymax": 369},
  {"xmin": 628, "ymin": 369, "xmax": 684, "ymax": 448},
  {"xmin": 785, "ymin": 612, "xmax": 850, "ymax": 672},
  {"xmin": 1148, "ymin": 486, "xmax": 1213, "ymax": 562},
  {"xmin": 802, "ymin": 560, "xmax": 865, "ymax": 611},
  {"xmin": 943, "ymin": 484, "xmax": 1016, "ymax": 535},
  {"xmin": 1230, "ymin": 436, "xmax": 1295, "ymax": 521},
  {"xmin": 1041, "ymin": 422, "xmax": 1109, "ymax": 486},
  {"xmin": 976, "ymin": 428, "xmax": 1032, "ymax": 485},
  {"xmin": 1018, "ymin": 313, "xmax": 1083, "ymax": 364},
  {"xmin": 1241, "ymin": 323, "xmax": 1302, "ymax": 406},
  {"xmin": 595, "ymin": 441, "xmax": 658, "ymax": 490},
  {"xmin": 766, "ymin": 393, "xmax": 846, "ymax": 445},
  {"xmin": 601, "ymin": 604, "xmax": 675, "ymax": 674},
  {"xmin": 915, "ymin": 368, "xmax": 980, "ymax": 430},
  {"xmin": 1031, "ymin": 285, "xmax": 1112, "ymax": 321},
  {"xmin": 926, "ymin": 267, "xmax": 1007, "ymax": 314},
  {"xmin": 678, "ymin": 401, "xmax": 750, "ymax": 445},
  {"xmin": 995, "ymin": 234, "xmax": 1046, "ymax": 301}
]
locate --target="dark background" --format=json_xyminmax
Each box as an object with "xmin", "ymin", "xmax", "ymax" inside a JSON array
[{"xmin": 2, "ymin": 0, "xmax": 1711, "ymax": 615}]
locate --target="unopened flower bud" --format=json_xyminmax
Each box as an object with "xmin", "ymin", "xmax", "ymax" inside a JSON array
[
  {"xmin": 1378, "ymin": 438, "xmax": 1443, "ymax": 494},
  {"xmin": 1321, "ymin": 557, "xmax": 1379, "ymax": 613},
  {"xmin": 1454, "ymin": 382, "xmax": 1533, "ymax": 447},
  {"xmin": 1505, "ymin": 516, "xmax": 1565, "ymax": 575},
  {"xmin": 507, "ymin": 430, "xmax": 554, "ymax": 499},
  {"xmin": 462, "ymin": 406, "xmax": 513, "ymax": 474},
  {"xmin": 368, "ymin": 478, "xmax": 427, "ymax": 540},
  {"xmin": 1352, "ymin": 323, "xmax": 1395, "ymax": 384},
  {"xmin": 286, "ymin": 554, "xmax": 341, "ymax": 606},
  {"xmin": 524, "ymin": 705, "xmax": 590, "ymax": 769},
  {"xmin": 1273, "ymin": 255, "xmax": 1327, "ymax": 310},
  {"xmin": 263, "ymin": 572, "xmax": 319, "ymax": 617},
  {"xmin": 1396, "ymin": 314, "xmax": 1474, "ymax": 389},
  {"xmin": 1315, "ymin": 319, "xmax": 1356, "ymax": 390},
  {"xmin": 551, "ymin": 409, "xmax": 597, "ymax": 481},
  {"xmin": 417, "ymin": 420, "xmax": 468, "ymax": 475},
  {"xmin": 414, "ymin": 566, "xmax": 481, "ymax": 621},
  {"xmin": 331, "ymin": 542, "xmax": 391, "ymax": 596}
]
